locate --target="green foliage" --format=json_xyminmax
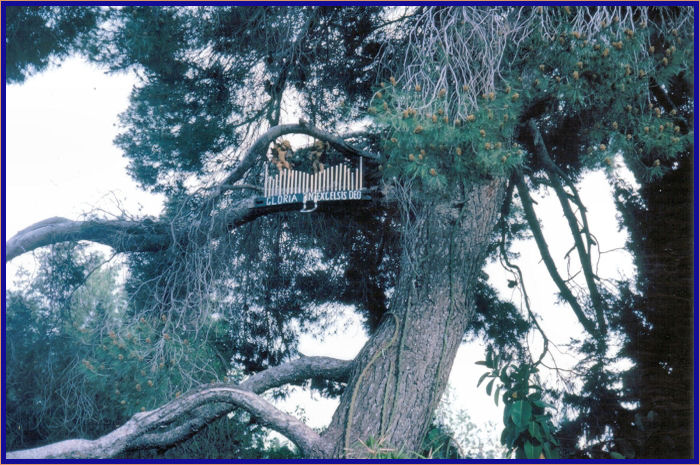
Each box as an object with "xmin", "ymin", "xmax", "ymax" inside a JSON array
[
  {"xmin": 5, "ymin": 244, "xmax": 125, "ymax": 448},
  {"xmin": 4, "ymin": 5, "xmax": 102, "ymax": 83},
  {"xmin": 368, "ymin": 6, "xmax": 693, "ymax": 190},
  {"xmin": 4, "ymin": 244, "xmax": 277, "ymax": 458},
  {"xmin": 477, "ymin": 348, "xmax": 559, "ymax": 459},
  {"xmin": 369, "ymin": 82, "xmax": 525, "ymax": 190},
  {"xmin": 86, "ymin": 6, "xmax": 387, "ymax": 193},
  {"xmin": 516, "ymin": 16, "xmax": 692, "ymax": 179},
  {"xmin": 433, "ymin": 385, "xmax": 507, "ymax": 459}
]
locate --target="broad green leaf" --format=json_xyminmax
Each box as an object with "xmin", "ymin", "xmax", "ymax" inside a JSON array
[
  {"xmin": 494, "ymin": 385, "xmax": 501, "ymax": 406},
  {"xmin": 486, "ymin": 378, "xmax": 495, "ymax": 396},
  {"xmin": 477, "ymin": 371, "xmax": 489, "ymax": 387},
  {"xmin": 510, "ymin": 400, "xmax": 532, "ymax": 429},
  {"xmin": 524, "ymin": 440, "xmax": 542, "ymax": 459},
  {"xmin": 610, "ymin": 451, "xmax": 625, "ymax": 459},
  {"xmin": 503, "ymin": 403, "xmax": 512, "ymax": 425},
  {"xmin": 528, "ymin": 420, "xmax": 542, "ymax": 441},
  {"xmin": 543, "ymin": 442, "xmax": 551, "ymax": 459}
]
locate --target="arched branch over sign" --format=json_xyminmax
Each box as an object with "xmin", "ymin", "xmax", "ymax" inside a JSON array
[{"xmin": 256, "ymin": 157, "xmax": 370, "ymax": 213}]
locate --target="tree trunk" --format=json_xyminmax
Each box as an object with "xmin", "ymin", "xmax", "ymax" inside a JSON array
[{"xmin": 320, "ymin": 177, "xmax": 506, "ymax": 458}]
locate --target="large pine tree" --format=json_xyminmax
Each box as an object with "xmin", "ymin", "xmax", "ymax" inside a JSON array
[{"xmin": 5, "ymin": 5, "xmax": 695, "ymax": 459}]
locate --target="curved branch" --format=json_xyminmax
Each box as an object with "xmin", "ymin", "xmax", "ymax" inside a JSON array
[
  {"xmin": 214, "ymin": 122, "xmax": 380, "ymax": 198},
  {"xmin": 7, "ymin": 122, "xmax": 382, "ymax": 263},
  {"xmin": 7, "ymin": 356, "xmax": 353, "ymax": 459}
]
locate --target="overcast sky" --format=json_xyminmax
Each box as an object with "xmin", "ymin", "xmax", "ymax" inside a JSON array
[{"xmin": 5, "ymin": 56, "xmax": 636, "ymax": 439}]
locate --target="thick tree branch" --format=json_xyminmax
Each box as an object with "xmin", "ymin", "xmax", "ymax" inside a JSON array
[
  {"xmin": 527, "ymin": 119, "xmax": 607, "ymax": 336},
  {"xmin": 7, "ymin": 356, "xmax": 352, "ymax": 459},
  {"xmin": 5, "ymin": 217, "xmax": 170, "ymax": 262},
  {"xmin": 6, "ymin": 124, "xmax": 381, "ymax": 263}
]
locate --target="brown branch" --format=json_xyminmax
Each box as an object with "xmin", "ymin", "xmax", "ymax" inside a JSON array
[
  {"xmin": 527, "ymin": 119, "xmax": 607, "ymax": 336},
  {"xmin": 7, "ymin": 356, "xmax": 353, "ymax": 459}
]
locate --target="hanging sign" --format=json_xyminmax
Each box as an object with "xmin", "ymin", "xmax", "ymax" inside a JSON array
[{"xmin": 255, "ymin": 159, "xmax": 367, "ymax": 212}]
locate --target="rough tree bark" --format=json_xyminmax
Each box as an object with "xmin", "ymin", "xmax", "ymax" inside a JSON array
[
  {"xmin": 5, "ymin": 123, "xmax": 506, "ymax": 458},
  {"xmin": 320, "ymin": 178, "xmax": 506, "ymax": 458}
]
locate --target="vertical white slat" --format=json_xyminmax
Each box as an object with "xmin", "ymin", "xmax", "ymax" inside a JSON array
[
  {"xmin": 264, "ymin": 166, "xmax": 268, "ymax": 197},
  {"xmin": 335, "ymin": 165, "xmax": 339, "ymax": 191},
  {"xmin": 294, "ymin": 170, "xmax": 298, "ymax": 195},
  {"xmin": 345, "ymin": 165, "xmax": 349, "ymax": 191},
  {"xmin": 359, "ymin": 157, "xmax": 363, "ymax": 190}
]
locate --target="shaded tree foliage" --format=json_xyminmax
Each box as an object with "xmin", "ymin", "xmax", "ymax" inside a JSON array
[{"xmin": 4, "ymin": 5, "xmax": 102, "ymax": 83}]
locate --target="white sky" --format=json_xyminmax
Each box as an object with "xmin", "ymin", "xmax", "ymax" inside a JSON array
[{"xmin": 5, "ymin": 56, "xmax": 636, "ymax": 446}]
